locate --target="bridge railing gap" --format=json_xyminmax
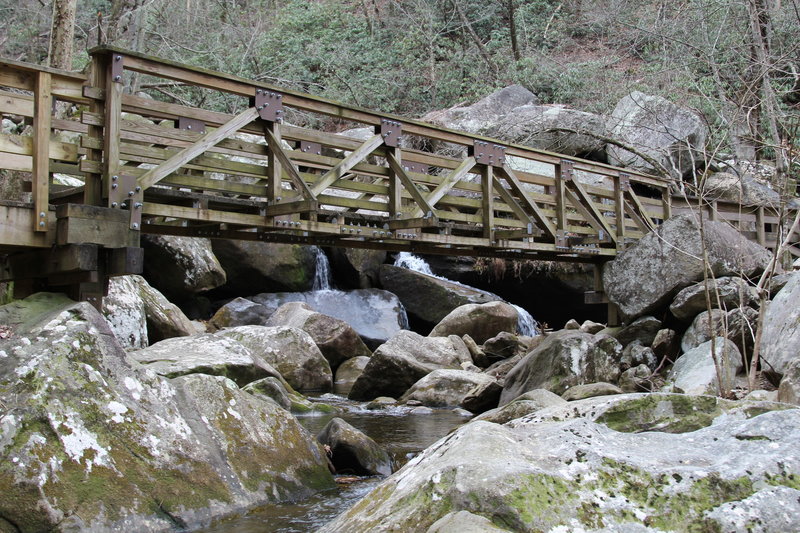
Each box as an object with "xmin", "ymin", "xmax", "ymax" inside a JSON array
[{"xmin": 0, "ymin": 47, "xmax": 797, "ymax": 310}]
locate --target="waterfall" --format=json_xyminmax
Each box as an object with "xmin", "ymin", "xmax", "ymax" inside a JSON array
[
  {"xmin": 394, "ymin": 252, "xmax": 539, "ymax": 336},
  {"xmin": 311, "ymin": 247, "xmax": 333, "ymax": 291}
]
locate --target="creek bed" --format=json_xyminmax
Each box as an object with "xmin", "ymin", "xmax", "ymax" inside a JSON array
[{"xmin": 201, "ymin": 393, "xmax": 470, "ymax": 532}]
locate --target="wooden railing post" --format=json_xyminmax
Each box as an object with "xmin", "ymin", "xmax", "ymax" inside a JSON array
[
  {"xmin": 614, "ymin": 173, "xmax": 627, "ymax": 249},
  {"xmin": 555, "ymin": 161, "xmax": 568, "ymax": 246},
  {"xmin": 83, "ymin": 53, "xmax": 106, "ymax": 206},
  {"xmin": 32, "ymin": 71, "xmax": 52, "ymax": 232},
  {"xmin": 481, "ymin": 164, "xmax": 494, "ymax": 241},
  {"xmin": 756, "ymin": 206, "xmax": 766, "ymax": 246},
  {"xmin": 103, "ymin": 52, "xmax": 123, "ymax": 209},
  {"xmin": 265, "ymin": 120, "xmax": 282, "ymax": 205}
]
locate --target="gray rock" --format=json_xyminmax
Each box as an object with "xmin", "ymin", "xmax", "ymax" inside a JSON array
[
  {"xmin": 499, "ymin": 330, "xmax": 622, "ymax": 404},
  {"xmin": 476, "ymin": 389, "xmax": 567, "ymax": 424},
  {"xmin": 422, "ymin": 85, "xmax": 539, "ymax": 134},
  {"xmin": 329, "ymin": 247, "xmax": 387, "ymax": 289},
  {"xmin": 136, "ymin": 275, "xmax": 196, "ymax": 342},
  {"xmin": 217, "ymin": 325, "xmax": 332, "ymax": 392},
  {"xmin": 778, "ymin": 359, "xmax": 800, "ymax": 405},
  {"xmin": 769, "ymin": 272, "xmax": 796, "ymax": 297},
  {"xmin": 317, "ymin": 418, "xmax": 392, "ymax": 476},
  {"xmin": 681, "ymin": 309, "xmax": 727, "ymax": 353},
  {"xmin": 320, "ymin": 393, "xmax": 798, "ymax": 533},
  {"xmin": 669, "ymin": 276, "xmax": 757, "ymax": 322},
  {"xmin": 607, "ymin": 91, "xmax": 707, "ymax": 178},
  {"xmin": 705, "ymin": 486, "xmax": 800, "ymax": 533},
  {"xmin": 335, "ymin": 356, "xmax": 371, "ymax": 384},
  {"xmin": 619, "ymin": 364, "xmax": 653, "ymax": 392},
  {"xmin": 621, "ymin": 341, "xmax": 657, "ymax": 371},
  {"xmin": 366, "ymin": 397, "xmax": 397, "ymax": 409},
  {"xmin": 265, "ymin": 302, "xmax": 371, "ymax": 369},
  {"xmin": 379, "ymin": 264, "xmax": 500, "ymax": 327},
  {"xmin": 704, "ymin": 171, "xmax": 782, "ymax": 207},
  {"xmin": 0, "ymin": 294, "xmax": 333, "ymax": 532},
  {"xmin": 563, "ymin": 318, "xmax": 581, "ymax": 330},
  {"xmin": 561, "ymin": 382, "xmax": 623, "ymax": 401},
  {"xmin": 242, "ymin": 376, "xmax": 293, "ymax": 410},
  {"xmin": 462, "ymin": 334, "xmax": 489, "ymax": 368},
  {"xmin": 399, "ymin": 369, "xmax": 497, "ymax": 408},
  {"xmin": 669, "ymin": 338, "xmax": 742, "ymax": 395},
  {"xmin": 210, "ymin": 297, "xmax": 270, "ymax": 329},
  {"xmin": 580, "ymin": 320, "xmax": 606, "ymax": 334},
  {"xmin": 212, "ymin": 240, "xmax": 317, "ymax": 294},
  {"xmin": 603, "ymin": 215, "xmax": 771, "ymax": 321},
  {"xmin": 480, "ymin": 331, "xmax": 526, "ymax": 361},
  {"xmin": 651, "ymin": 328, "xmax": 679, "ymax": 363},
  {"xmin": 102, "ymin": 275, "xmax": 149, "ymax": 349},
  {"xmin": 613, "ymin": 315, "xmax": 662, "ymax": 346},
  {"xmin": 429, "ymin": 301, "xmax": 519, "ymax": 344},
  {"xmin": 760, "ymin": 273, "xmax": 800, "ymax": 374},
  {"xmin": 460, "ymin": 380, "xmax": 503, "ymax": 414},
  {"xmin": 142, "ymin": 235, "xmax": 226, "ymax": 300},
  {"xmin": 349, "ymin": 331, "xmax": 466, "ymax": 400},
  {"xmin": 426, "ymin": 510, "xmax": 512, "ymax": 533}
]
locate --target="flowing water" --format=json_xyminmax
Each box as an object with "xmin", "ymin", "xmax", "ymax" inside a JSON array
[{"xmin": 311, "ymin": 247, "xmax": 333, "ymax": 291}]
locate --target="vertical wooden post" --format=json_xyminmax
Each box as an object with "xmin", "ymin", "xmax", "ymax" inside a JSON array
[
  {"xmin": 555, "ymin": 161, "xmax": 569, "ymax": 246},
  {"xmin": 756, "ymin": 206, "xmax": 766, "ymax": 246},
  {"xmin": 614, "ymin": 174, "xmax": 627, "ymax": 249},
  {"xmin": 84, "ymin": 53, "xmax": 106, "ymax": 205},
  {"xmin": 103, "ymin": 53, "xmax": 123, "ymax": 207},
  {"xmin": 709, "ymin": 200, "xmax": 718, "ymax": 222},
  {"xmin": 388, "ymin": 146, "xmax": 402, "ymax": 218},
  {"xmin": 32, "ymin": 72, "xmax": 52, "ymax": 232},
  {"xmin": 481, "ymin": 164, "xmax": 493, "ymax": 241},
  {"xmin": 661, "ymin": 186, "xmax": 672, "ymax": 220},
  {"xmin": 265, "ymin": 120, "xmax": 282, "ymax": 203}
]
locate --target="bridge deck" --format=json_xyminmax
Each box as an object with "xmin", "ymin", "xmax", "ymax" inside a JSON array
[{"xmin": 1, "ymin": 47, "xmax": 797, "ymax": 305}]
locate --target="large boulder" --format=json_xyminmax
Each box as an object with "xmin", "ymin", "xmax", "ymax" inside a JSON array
[
  {"xmin": 141, "ymin": 235, "xmax": 226, "ymax": 301},
  {"xmin": 217, "ymin": 326, "xmax": 332, "ymax": 392},
  {"xmin": 399, "ymin": 369, "xmax": 497, "ymax": 408},
  {"xmin": 328, "ymin": 247, "xmax": 387, "ymax": 289},
  {"xmin": 349, "ymin": 331, "xmax": 468, "ymax": 401},
  {"xmin": 422, "ymin": 85, "xmax": 539, "ymax": 134},
  {"xmin": 681, "ymin": 307, "xmax": 757, "ymax": 359},
  {"xmin": 703, "ymin": 171, "xmax": 782, "ymax": 208},
  {"xmin": 778, "ymin": 359, "xmax": 800, "ymax": 405},
  {"xmin": 669, "ymin": 276, "xmax": 757, "ymax": 322},
  {"xmin": 136, "ymin": 276, "xmax": 196, "ymax": 342},
  {"xmin": 499, "ymin": 330, "xmax": 622, "ymax": 404},
  {"xmin": 668, "ymin": 338, "xmax": 742, "ymax": 396},
  {"xmin": 379, "ymin": 264, "xmax": 500, "ymax": 327},
  {"xmin": 320, "ymin": 394, "xmax": 799, "ymax": 533},
  {"xmin": 265, "ymin": 302, "xmax": 371, "ymax": 369},
  {"xmin": 211, "ymin": 240, "xmax": 317, "ymax": 295},
  {"xmin": 316, "ymin": 418, "xmax": 392, "ymax": 477},
  {"xmin": 102, "ymin": 275, "xmax": 148, "ymax": 349},
  {"xmin": 760, "ymin": 273, "xmax": 800, "ymax": 375},
  {"xmin": 603, "ymin": 215, "xmax": 771, "ymax": 321},
  {"xmin": 607, "ymin": 90, "xmax": 708, "ymax": 178},
  {"xmin": 476, "ymin": 389, "xmax": 567, "ymax": 424},
  {"xmin": 429, "ymin": 301, "xmax": 518, "ymax": 344},
  {"xmin": 210, "ymin": 297, "xmax": 271, "ymax": 329},
  {"xmin": 0, "ymin": 293, "xmax": 333, "ymax": 531}
]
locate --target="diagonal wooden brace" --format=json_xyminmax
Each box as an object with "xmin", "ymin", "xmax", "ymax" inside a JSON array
[
  {"xmin": 498, "ymin": 164, "xmax": 557, "ymax": 239},
  {"xmin": 413, "ymin": 157, "xmax": 476, "ymax": 217},
  {"xmin": 386, "ymin": 153, "xmax": 437, "ymax": 219},
  {"xmin": 262, "ymin": 126, "xmax": 317, "ymax": 203},
  {"xmin": 310, "ymin": 133, "xmax": 384, "ymax": 196}
]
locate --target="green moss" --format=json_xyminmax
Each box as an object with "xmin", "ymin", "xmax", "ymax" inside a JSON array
[
  {"xmin": 596, "ymin": 395, "xmax": 726, "ymax": 433},
  {"xmin": 506, "ymin": 474, "xmax": 577, "ymax": 528}
]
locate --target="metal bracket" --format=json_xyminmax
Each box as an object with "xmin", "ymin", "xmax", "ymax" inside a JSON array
[
  {"xmin": 377, "ymin": 119, "xmax": 402, "ymax": 147},
  {"xmin": 560, "ymin": 159, "xmax": 574, "ymax": 182},
  {"xmin": 108, "ymin": 174, "xmax": 136, "ymax": 209},
  {"xmin": 403, "ymin": 161, "xmax": 429, "ymax": 174},
  {"xmin": 111, "ymin": 54, "xmax": 124, "ymax": 84},
  {"xmin": 176, "ymin": 117, "xmax": 206, "ymax": 134},
  {"xmin": 300, "ymin": 141, "xmax": 322, "ymax": 155},
  {"xmin": 470, "ymin": 141, "xmax": 505, "ymax": 167},
  {"xmin": 252, "ymin": 89, "xmax": 284, "ymax": 122},
  {"xmin": 618, "ymin": 173, "xmax": 630, "ymax": 191}
]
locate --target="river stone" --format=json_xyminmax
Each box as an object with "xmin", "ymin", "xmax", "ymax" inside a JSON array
[
  {"xmin": 379, "ymin": 264, "xmax": 500, "ymax": 327},
  {"xmin": 102, "ymin": 275, "xmax": 149, "ymax": 349},
  {"xmin": 481, "ymin": 331, "xmax": 526, "ymax": 362},
  {"xmin": 141, "ymin": 235, "xmax": 226, "ymax": 301},
  {"xmin": 320, "ymin": 393, "xmax": 798, "ymax": 533},
  {"xmin": 499, "ymin": 330, "xmax": 623, "ymax": 404},
  {"xmin": 580, "ymin": 320, "xmax": 606, "ymax": 334},
  {"xmin": 335, "ymin": 356, "xmax": 371, "ymax": 384},
  {"xmin": 621, "ymin": 341, "xmax": 657, "ymax": 371},
  {"xmin": 681, "ymin": 309, "xmax": 727, "ymax": 353},
  {"xmin": 563, "ymin": 318, "xmax": 581, "ymax": 330},
  {"xmin": 476, "ymin": 389, "xmax": 567, "ymax": 424},
  {"xmin": 669, "ymin": 276, "xmax": 757, "ymax": 322},
  {"xmin": 778, "ymin": 359, "xmax": 800, "ymax": 405},
  {"xmin": 760, "ymin": 272, "xmax": 800, "ymax": 375},
  {"xmin": 462, "ymin": 334, "xmax": 489, "ymax": 367},
  {"xmin": 348, "ymin": 331, "xmax": 466, "ymax": 401},
  {"xmin": 130, "ymin": 334, "xmax": 276, "ymax": 387},
  {"xmin": 619, "ymin": 364, "xmax": 653, "ymax": 392},
  {"xmin": 243, "ymin": 377, "xmax": 334, "ymax": 414},
  {"xmin": 669, "ymin": 338, "xmax": 742, "ymax": 396},
  {"xmin": 651, "ymin": 328, "xmax": 679, "ymax": 363},
  {"xmin": 329, "ymin": 247, "xmax": 387, "ymax": 289},
  {"xmin": 603, "ymin": 215, "xmax": 771, "ymax": 321},
  {"xmin": 210, "ymin": 297, "xmax": 270, "ymax": 329},
  {"xmin": 429, "ymin": 301, "xmax": 518, "ymax": 344},
  {"xmin": 0, "ymin": 293, "xmax": 333, "ymax": 532},
  {"xmin": 612, "ymin": 315, "xmax": 662, "ymax": 347},
  {"xmin": 217, "ymin": 326, "xmax": 332, "ymax": 392},
  {"xmin": 265, "ymin": 302, "xmax": 371, "ymax": 370},
  {"xmin": 399, "ymin": 369, "xmax": 497, "ymax": 408},
  {"xmin": 561, "ymin": 382, "xmax": 623, "ymax": 401},
  {"xmin": 136, "ymin": 275, "xmax": 196, "ymax": 342},
  {"xmin": 211, "ymin": 240, "xmax": 317, "ymax": 294},
  {"xmin": 316, "ymin": 418, "xmax": 392, "ymax": 476},
  {"xmin": 426, "ymin": 511, "xmax": 512, "ymax": 533}
]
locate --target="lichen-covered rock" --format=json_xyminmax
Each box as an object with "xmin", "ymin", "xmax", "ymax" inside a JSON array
[
  {"xmin": 703, "ymin": 171, "xmax": 783, "ymax": 207},
  {"xmin": 603, "ymin": 215, "xmax": 771, "ymax": 321},
  {"xmin": 349, "ymin": 331, "xmax": 467, "ymax": 401},
  {"xmin": 561, "ymin": 382, "xmax": 623, "ymax": 401},
  {"xmin": 130, "ymin": 334, "xmax": 277, "ymax": 387},
  {"xmin": 210, "ymin": 297, "xmax": 270, "ymax": 329},
  {"xmin": 668, "ymin": 338, "xmax": 742, "ymax": 396},
  {"xmin": 778, "ymin": 359, "xmax": 800, "ymax": 405},
  {"xmin": 217, "ymin": 326, "xmax": 332, "ymax": 392},
  {"xmin": 681, "ymin": 309, "xmax": 727, "ymax": 353},
  {"xmin": 620, "ymin": 341, "xmax": 657, "ymax": 371},
  {"xmin": 265, "ymin": 302, "xmax": 371, "ymax": 369},
  {"xmin": 475, "ymin": 389, "xmax": 567, "ymax": 424},
  {"xmin": 619, "ymin": 364, "xmax": 653, "ymax": 392},
  {"xmin": 669, "ymin": 276, "xmax": 757, "ymax": 322},
  {"xmin": 211, "ymin": 240, "xmax": 317, "ymax": 294},
  {"xmin": 422, "ymin": 85, "xmax": 539, "ymax": 135},
  {"xmin": 316, "ymin": 418, "xmax": 392, "ymax": 476},
  {"xmin": 760, "ymin": 273, "xmax": 800, "ymax": 375},
  {"xmin": 136, "ymin": 275, "xmax": 196, "ymax": 342},
  {"xmin": 499, "ymin": 330, "xmax": 622, "ymax": 404},
  {"xmin": 612, "ymin": 315, "xmax": 662, "ymax": 347},
  {"xmin": 0, "ymin": 293, "xmax": 333, "ymax": 532},
  {"xmin": 651, "ymin": 328, "xmax": 679, "ymax": 363},
  {"xmin": 102, "ymin": 275, "xmax": 148, "ymax": 349},
  {"xmin": 335, "ymin": 356, "xmax": 371, "ymax": 385},
  {"xmin": 320, "ymin": 393, "xmax": 798, "ymax": 533},
  {"xmin": 429, "ymin": 301, "xmax": 519, "ymax": 344},
  {"xmin": 243, "ymin": 376, "xmax": 335, "ymax": 414},
  {"xmin": 141, "ymin": 234, "xmax": 226, "ymax": 300},
  {"xmin": 399, "ymin": 369, "xmax": 497, "ymax": 408},
  {"xmin": 426, "ymin": 511, "xmax": 512, "ymax": 533}
]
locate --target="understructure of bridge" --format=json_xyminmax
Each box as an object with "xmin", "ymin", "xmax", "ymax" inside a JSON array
[{"xmin": 1, "ymin": 47, "xmax": 797, "ymax": 311}]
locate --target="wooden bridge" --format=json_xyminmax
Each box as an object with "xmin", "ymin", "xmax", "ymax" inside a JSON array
[{"xmin": 1, "ymin": 47, "xmax": 797, "ymax": 309}]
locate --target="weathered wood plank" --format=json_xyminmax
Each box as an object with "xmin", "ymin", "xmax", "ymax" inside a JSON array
[
  {"xmin": 263, "ymin": 126, "xmax": 317, "ymax": 201},
  {"xmin": 310, "ymin": 134, "xmax": 385, "ymax": 196},
  {"xmin": 32, "ymin": 72, "xmax": 52, "ymax": 232},
  {"xmin": 0, "ymin": 133, "xmax": 79, "ymax": 162},
  {"xmin": 499, "ymin": 164, "xmax": 557, "ymax": 239},
  {"xmin": 386, "ymin": 153, "xmax": 436, "ymax": 218}
]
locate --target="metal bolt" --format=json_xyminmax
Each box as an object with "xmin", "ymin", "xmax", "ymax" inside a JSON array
[
  {"xmin": 114, "ymin": 75, "xmax": 121, "ymax": 81},
  {"xmin": 257, "ymin": 89, "xmax": 262, "ymax": 95},
  {"xmin": 187, "ymin": 124, "xmax": 192, "ymax": 129},
  {"xmin": 120, "ymin": 202, "xmax": 126, "ymax": 208},
  {"xmin": 132, "ymin": 223, "xmax": 139, "ymax": 229},
  {"xmin": 112, "ymin": 183, "xmax": 118, "ymax": 189},
  {"xmin": 39, "ymin": 212, "xmax": 45, "ymax": 218},
  {"xmin": 111, "ymin": 202, "xmax": 118, "ymax": 208},
  {"xmin": 115, "ymin": 55, "xmax": 122, "ymax": 61},
  {"xmin": 39, "ymin": 221, "xmax": 45, "ymax": 227},
  {"xmin": 134, "ymin": 202, "xmax": 142, "ymax": 209},
  {"xmin": 128, "ymin": 191, "xmax": 134, "ymax": 196},
  {"xmin": 112, "ymin": 175, "xmax": 118, "ymax": 181},
  {"xmin": 135, "ymin": 186, "xmax": 141, "ymax": 192}
]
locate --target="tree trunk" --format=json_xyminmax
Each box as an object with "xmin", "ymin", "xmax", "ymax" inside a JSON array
[
  {"xmin": 48, "ymin": 0, "xmax": 78, "ymax": 70},
  {"xmin": 507, "ymin": 0, "xmax": 520, "ymax": 62}
]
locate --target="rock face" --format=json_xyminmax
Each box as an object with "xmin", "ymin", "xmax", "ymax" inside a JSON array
[
  {"xmin": 399, "ymin": 369, "xmax": 497, "ymax": 408},
  {"xmin": 422, "ymin": 85, "xmax": 539, "ymax": 134},
  {"xmin": 316, "ymin": 418, "xmax": 392, "ymax": 477},
  {"xmin": 603, "ymin": 215, "xmax": 771, "ymax": 321},
  {"xmin": 669, "ymin": 276, "xmax": 757, "ymax": 322},
  {"xmin": 704, "ymin": 171, "xmax": 782, "ymax": 207},
  {"xmin": 778, "ymin": 359, "xmax": 800, "ymax": 405},
  {"xmin": 429, "ymin": 301, "xmax": 518, "ymax": 344},
  {"xmin": 211, "ymin": 240, "xmax": 317, "ymax": 295},
  {"xmin": 102, "ymin": 275, "xmax": 149, "ymax": 349},
  {"xmin": 141, "ymin": 235, "xmax": 226, "ymax": 301},
  {"xmin": 320, "ymin": 393, "xmax": 799, "ymax": 533},
  {"xmin": 499, "ymin": 330, "xmax": 622, "ymax": 404},
  {"xmin": 349, "ymin": 331, "xmax": 468, "ymax": 400},
  {"xmin": 760, "ymin": 273, "xmax": 800, "ymax": 375},
  {"xmin": 668, "ymin": 338, "xmax": 742, "ymax": 395},
  {"xmin": 265, "ymin": 302, "xmax": 371, "ymax": 369},
  {"xmin": 328, "ymin": 248, "xmax": 387, "ymax": 289},
  {"xmin": 0, "ymin": 293, "xmax": 333, "ymax": 532},
  {"xmin": 607, "ymin": 91, "xmax": 708, "ymax": 178},
  {"xmin": 210, "ymin": 297, "xmax": 270, "ymax": 329},
  {"xmin": 379, "ymin": 264, "xmax": 500, "ymax": 327},
  {"xmin": 476, "ymin": 389, "xmax": 567, "ymax": 424},
  {"xmin": 217, "ymin": 326, "xmax": 332, "ymax": 392}
]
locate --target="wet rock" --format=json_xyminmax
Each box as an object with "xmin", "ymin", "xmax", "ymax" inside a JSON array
[
  {"xmin": 212, "ymin": 240, "xmax": 317, "ymax": 295},
  {"xmin": 265, "ymin": 302, "xmax": 371, "ymax": 370},
  {"xmin": 499, "ymin": 330, "xmax": 622, "ymax": 404},
  {"xmin": 366, "ymin": 397, "xmax": 397, "ymax": 410},
  {"xmin": 335, "ymin": 356, "xmax": 371, "ymax": 385},
  {"xmin": 476, "ymin": 389, "xmax": 566, "ymax": 424},
  {"xmin": 612, "ymin": 315, "xmax": 662, "ymax": 347},
  {"xmin": 243, "ymin": 377, "xmax": 336, "ymax": 414},
  {"xmin": 429, "ymin": 301, "xmax": 519, "ymax": 344},
  {"xmin": 317, "ymin": 418, "xmax": 392, "ymax": 476},
  {"xmin": 399, "ymin": 369, "xmax": 497, "ymax": 409},
  {"xmin": 561, "ymin": 382, "xmax": 622, "ymax": 401},
  {"xmin": 0, "ymin": 293, "xmax": 333, "ymax": 532},
  {"xmin": 603, "ymin": 215, "xmax": 771, "ymax": 321},
  {"xmin": 328, "ymin": 247, "xmax": 387, "ymax": 289},
  {"xmin": 669, "ymin": 338, "xmax": 742, "ymax": 396},
  {"xmin": 618, "ymin": 364, "xmax": 653, "ymax": 392},
  {"xmin": 348, "ymin": 331, "xmax": 466, "ymax": 400},
  {"xmin": 426, "ymin": 510, "xmax": 512, "ymax": 533},
  {"xmin": 141, "ymin": 235, "xmax": 226, "ymax": 301},
  {"xmin": 669, "ymin": 276, "xmax": 757, "ymax": 322},
  {"xmin": 217, "ymin": 326, "xmax": 332, "ymax": 392},
  {"xmin": 210, "ymin": 297, "xmax": 270, "ymax": 329},
  {"xmin": 460, "ymin": 380, "xmax": 503, "ymax": 414},
  {"xmin": 320, "ymin": 393, "xmax": 798, "ymax": 533},
  {"xmin": 760, "ymin": 273, "xmax": 800, "ymax": 374}
]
